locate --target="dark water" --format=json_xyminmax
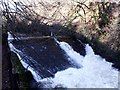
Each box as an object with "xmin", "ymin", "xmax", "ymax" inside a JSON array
[{"xmin": 12, "ymin": 38, "xmax": 85, "ymax": 79}]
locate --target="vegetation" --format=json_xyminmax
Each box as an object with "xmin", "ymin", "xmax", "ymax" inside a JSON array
[{"xmin": 10, "ymin": 52, "xmax": 33, "ymax": 89}]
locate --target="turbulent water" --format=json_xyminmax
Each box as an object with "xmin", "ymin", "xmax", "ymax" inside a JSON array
[{"xmin": 8, "ymin": 32, "xmax": 118, "ymax": 88}]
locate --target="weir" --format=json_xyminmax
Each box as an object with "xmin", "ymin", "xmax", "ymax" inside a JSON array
[
  {"xmin": 8, "ymin": 32, "xmax": 84, "ymax": 79},
  {"xmin": 8, "ymin": 32, "xmax": 119, "ymax": 88}
]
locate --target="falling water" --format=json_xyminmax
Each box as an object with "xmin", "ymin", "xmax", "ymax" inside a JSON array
[{"xmin": 8, "ymin": 32, "xmax": 118, "ymax": 88}]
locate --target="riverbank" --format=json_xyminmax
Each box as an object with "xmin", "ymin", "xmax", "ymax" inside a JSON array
[
  {"xmin": 2, "ymin": 33, "xmax": 12, "ymax": 89},
  {"xmin": 72, "ymin": 24, "xmax": 120, "ymax": 70},
  {"xmin": 2, "ymin": 33, "xmax": 38, "ymax": 89}
]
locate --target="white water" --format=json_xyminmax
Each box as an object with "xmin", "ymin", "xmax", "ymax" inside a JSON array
[
  {"xmin": 56, "ymin": 41, "xmax": 84, "ymax": 67},
  {"xmin": 8, "ymin": 32, "xmax": 119, "ymax": 88},
  {"xmin": 7, "ymin": 32, "xmax": 41, "ymax": 82},
  {"xmin": 7, "ymin": 32, "xmax": 14, "ymax": 41},
  {"xmin": 40, "ymin": 39, "xmax": 118, "ymax": 88}
]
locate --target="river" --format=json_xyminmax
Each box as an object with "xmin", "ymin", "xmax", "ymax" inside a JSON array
[{"xmin": 8, "ymin": 32, "xmax": 119, "ymax": 88}]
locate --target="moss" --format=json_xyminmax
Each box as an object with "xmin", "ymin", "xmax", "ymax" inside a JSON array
[
  {"xmin": 11, "ymin": 52, "xmax": 25, "ymax": 73},
  {"xmin": 10, "ymin": 52, "xmax": 34, "ymax": 89}
]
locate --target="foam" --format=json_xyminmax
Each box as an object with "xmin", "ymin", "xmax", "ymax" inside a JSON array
[{"xmin": 40, "ymin": 41, "xmax": 118, "ymax": 88}]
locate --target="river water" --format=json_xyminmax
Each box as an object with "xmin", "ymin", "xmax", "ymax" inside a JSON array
[{"xmin": 8, "ymin": 32, "xmax": 118, "ymax": 88}]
